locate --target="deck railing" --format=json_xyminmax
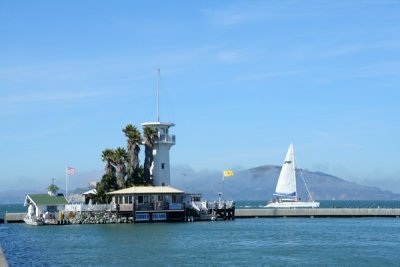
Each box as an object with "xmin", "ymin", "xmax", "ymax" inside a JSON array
[
  {"xmin": 156, "ymin": 134, "xmax": 176, "ymax": 144},
  {"xmin": 65, "ymin": 202, "xmax": 183, "ymax": 213},
  {"xmin": 65, "ymin": 204, "xmax": 113, "ymax": 212},
  {"xmin": 115, "ymin": 202, "xmax": 184, "ymax": 212}
]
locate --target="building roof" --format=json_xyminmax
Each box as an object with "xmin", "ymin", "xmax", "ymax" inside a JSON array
[
  {"xmin": 141, "ymin": 121, "xmax": 175, "ymax": 127},
  {"xmin": 82, "ymin": 189, "xmax": 97, "ymax": 195},
  {"xmin": 25, "ymin": 194, "xmax": 69, "ymax": 206},
  {"xmin": 107, "ymin": 186, "xmax": 184, "ymax": 195}
]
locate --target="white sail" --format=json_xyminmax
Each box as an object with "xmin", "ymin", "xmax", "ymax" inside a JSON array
[
  {"xmin": 274, "ymin": 143, "xmax": 296, "ymax": 197},
  {"xmin": 266, "ymin": 143, "xmax": 320, "ymax": 208}
]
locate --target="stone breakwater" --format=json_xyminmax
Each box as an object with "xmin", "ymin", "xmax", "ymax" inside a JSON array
[{"xmin": 66, "ymin": 211, "xmax": 126, "ymax": 224}]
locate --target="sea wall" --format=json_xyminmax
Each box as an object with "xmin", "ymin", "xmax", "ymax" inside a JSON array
[
  {"xmin": 4, "ymin": 211, "xmax": 125, "ymax": 224},
  {"xmin": 66, "ymin": 211, "xmax": 122, "ymax": 224},
  {"xmin": 235, "ymin": 208, "xmax": 400, "ymax": 218}
]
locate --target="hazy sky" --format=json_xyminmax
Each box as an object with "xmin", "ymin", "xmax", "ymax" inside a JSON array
[{"xmin": 1, "ymin": 1, "xmax": 399, "ymax": 194}]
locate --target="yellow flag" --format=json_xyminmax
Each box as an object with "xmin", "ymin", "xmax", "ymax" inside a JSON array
[{"xmin": 223, "ymin": 170, "xmax": 234, "ymax": 177}]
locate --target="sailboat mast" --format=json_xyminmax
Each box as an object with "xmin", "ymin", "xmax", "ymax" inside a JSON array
[{"xmin": 291, "ymin": 144, "xmax": 296, "ymax": 198}]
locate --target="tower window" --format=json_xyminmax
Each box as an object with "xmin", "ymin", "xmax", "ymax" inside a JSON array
[{"xmin": 161, "ymin": 163, "xmax": 165, "ymax": 169}]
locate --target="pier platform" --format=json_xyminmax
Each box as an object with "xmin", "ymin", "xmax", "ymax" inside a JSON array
[
  {"xmin": 4, "ymin": 213, "xmax": 25, "ymax": 223},
  {"xmin": 5, "ymin": 208, "xmax": 400, "ymax": 224},
  {"xmin": 235, "ymin": 208, "xmax": 400, "ymax": 218}
]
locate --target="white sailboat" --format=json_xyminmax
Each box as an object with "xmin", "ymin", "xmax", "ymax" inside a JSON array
[{"xmin": 266, "ymin": 144, "xmax": 319, "ymax": 208}]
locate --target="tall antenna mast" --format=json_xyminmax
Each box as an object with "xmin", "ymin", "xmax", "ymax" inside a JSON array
[{"xmin": 157, "ymin": 67, "xmax": 160, "ymax": 122}]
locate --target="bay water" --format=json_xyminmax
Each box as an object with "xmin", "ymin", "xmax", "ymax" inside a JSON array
[{"xmin": 1, "ymin": 201, "xmax": 400, "ymax": 266}]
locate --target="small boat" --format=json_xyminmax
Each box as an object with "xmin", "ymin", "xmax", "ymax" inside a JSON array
[
  {"xmin": 266, "ymin": 143, "xmax": 319, "ymax": 208},
  {"xmin": 24, "ymin": 215, "xmax": 45, "ymax": 226}
]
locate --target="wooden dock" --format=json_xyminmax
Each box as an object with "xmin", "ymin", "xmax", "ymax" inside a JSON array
[
  {"xmin": 235, "ymin": 208, "xmax": 400, "ymax": 218},
  {"xmin": 4, "ymin": 213, "xmax": 25, "ymax": 223}
]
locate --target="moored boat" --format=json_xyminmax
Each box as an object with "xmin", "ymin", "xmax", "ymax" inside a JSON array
[
  {"xmin": 266, "ymin": 143, "xmax": 319, "ymax": 208},
  {"xmin": 23, "ymin": 215, "xmax": 45, "ymax": 226}
]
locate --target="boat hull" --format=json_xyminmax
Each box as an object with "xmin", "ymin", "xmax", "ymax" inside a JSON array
[
  {"xmin": 265, "ymin": 201, "xmax": 320, "ymax": 209},
  {"xmin": 24, "ymin": 218, "xmax": 45, "ymax": 226}
]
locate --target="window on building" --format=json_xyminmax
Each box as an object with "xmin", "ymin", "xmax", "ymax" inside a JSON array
[
  {"xmin": 161, "ymin": 163, "xmax": 165, "ymax": 169},
  {"xmin": 47, "ymin": 206, "xmax": 56, "ymax": 212},
  {"xmin": 158, "ymin": 195, "xmax": 163, "ymax": 201},
  {"xmin": 144, "ymin": 195, "xmax": 149, "ymax": 203},
  {"xmin": 128, "ymin": 196, "xmax": 133, "ymax": 204},
  {"xmin": 124, "ymin": 196, "xmax": 129, "ymax": 204},
  {"xmin": 138, "ymin": 195, "xmax": 143, "ymax": 204}
]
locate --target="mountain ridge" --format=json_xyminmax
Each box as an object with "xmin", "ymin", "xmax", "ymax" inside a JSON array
[
  {"xmin": 1, "ymin": 165, "xmax": 399, "ymax": 203},
  {"xmin": 174, "ymin": 165, "xmax": 400, "ymax": 201}
]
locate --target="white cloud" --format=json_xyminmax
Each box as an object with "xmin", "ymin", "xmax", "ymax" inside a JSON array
[
  {"xmin": 203, "ymin": 5, "xmax": 257, "ymax": 26},
  {"xmin": 0, "ymin": 123, "xmax": 77, "ymax": 142},
  {"xmin": 2, "ymin": 90, "xmax": 108, "ymax": 104},
  {"xmin": 234, "ymin": 70, "xmax": 302, "ymax": 82},
  {"xmin": 218, "ymin": 49, "xmax": 242, "ymax": 63},
  {"xmin": 202, "ymin": 2, "xmax": 324, "ymax": 26},
  {"xmin": 318, "ymin": 39, "xmax": 400, "ymax": 59}
]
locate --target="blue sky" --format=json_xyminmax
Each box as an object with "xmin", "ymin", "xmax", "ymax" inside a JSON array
[{"xmin": 1, "ymin": 1, "xmax": 399, "ymax": 194}]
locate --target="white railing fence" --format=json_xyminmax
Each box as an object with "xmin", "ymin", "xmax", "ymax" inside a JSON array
[{"xmin": 65, "ymin": 204, "xmax": 113, "ymax": 212}]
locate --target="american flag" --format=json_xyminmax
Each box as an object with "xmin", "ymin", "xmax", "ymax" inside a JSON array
[{"xmin": 67, "ymin": 167, "xmax": 76, "ymax": 175}]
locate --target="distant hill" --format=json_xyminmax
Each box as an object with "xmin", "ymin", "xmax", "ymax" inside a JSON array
[
  {"xmin": 174, "ymin": 165, "xmax": 400, "ymax": 201},
  {"xmin": 2, "ymin": 165, "xmax": 399, "ymax": 203},
  {"xmin": 0, "ymin": 190, "xmax": 26, "ymax": 204}
]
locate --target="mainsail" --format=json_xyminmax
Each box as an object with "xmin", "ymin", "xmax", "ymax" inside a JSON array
[{"xmin": 274, "ymin": 143, "xmax": 296, "ymax": 197}]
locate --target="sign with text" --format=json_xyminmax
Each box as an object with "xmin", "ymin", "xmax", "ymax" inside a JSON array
[
  {"xmin": 152, "ymin": 213, "xmax": 167, "ymax": 221},
  {"xmin": 169, "ymin": 203, "xmax": 183, "ymax": 210},
  {"xmin": 135, "ymin": 213, "xmax": 150, "ymax": 221}
]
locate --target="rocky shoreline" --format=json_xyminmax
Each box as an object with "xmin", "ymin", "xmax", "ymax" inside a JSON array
[{"xmin": 66, "ymin": 211, "xmax": 130, "ymax": 224}]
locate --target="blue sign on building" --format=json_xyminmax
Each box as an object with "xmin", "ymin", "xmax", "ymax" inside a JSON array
[
  {"xmin": 135, "ymin": 213, "xmax": 150, "ymax": 221},
  {"xmin": 152, "ymin": 213, "xmax": 167, "ymax": 221},
  {"xmin": 169, "ymin": 203, "xmax": 182, "ymax": 210}
]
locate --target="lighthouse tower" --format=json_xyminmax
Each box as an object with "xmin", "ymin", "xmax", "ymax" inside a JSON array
[
  {"xmin": 142, "ymin": 68, "xmax": 175, "ymax": 186},
  {"xmin": 141, "ymin": 121, "xmax": 175, "ymax": 186}
]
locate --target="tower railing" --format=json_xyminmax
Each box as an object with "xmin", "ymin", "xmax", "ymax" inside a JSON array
[{"xmin": 156, "ymin": 134, "xmax": 176, "ymax": 144}]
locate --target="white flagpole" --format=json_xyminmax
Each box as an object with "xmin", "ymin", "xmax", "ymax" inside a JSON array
[
  {"xmin": 222, "ymin": 172, "xmax": 225, "ymax": 200},
  {"xmin": 66, "ymin": 167, "xmax": 68, "ymax": 197}
]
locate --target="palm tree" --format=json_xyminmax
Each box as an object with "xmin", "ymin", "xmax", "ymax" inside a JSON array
[
  {"xmin": 101, "ymin": 148, "xmax": 115, "ymax": 175},
  {"xmin": 143, "ymin": 125, "xmax": 157, "ymax": 185},
  {"xmin": 122, "ymin": 124, "xmax": 141, "ymax": 183},
  {"xmin": 113, "ymin": 147, "xmax": 128, "ymax": 188}
]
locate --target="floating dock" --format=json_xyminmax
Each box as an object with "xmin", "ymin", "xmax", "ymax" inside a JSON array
[{"xmin": 235, "ymin": 208, "xmax": 400, "ymax": 218}]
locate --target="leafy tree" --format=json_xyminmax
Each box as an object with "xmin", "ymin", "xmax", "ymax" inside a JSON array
[
  {"xmin": 125, "ymin": 165, "xmax": 145, "ymax": 187},
  {"xmin": 94, "ymin": 173, "xmax": 118, "ymax": 203}
]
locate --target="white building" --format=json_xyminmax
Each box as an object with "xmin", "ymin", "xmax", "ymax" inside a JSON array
[
  {"xmin": 142, "ymin": 121, "xmax": 175, "ymax": 186},
  {"xmin": 24, "ymin": 193, "xmax": 68, "ymax": 220}
]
